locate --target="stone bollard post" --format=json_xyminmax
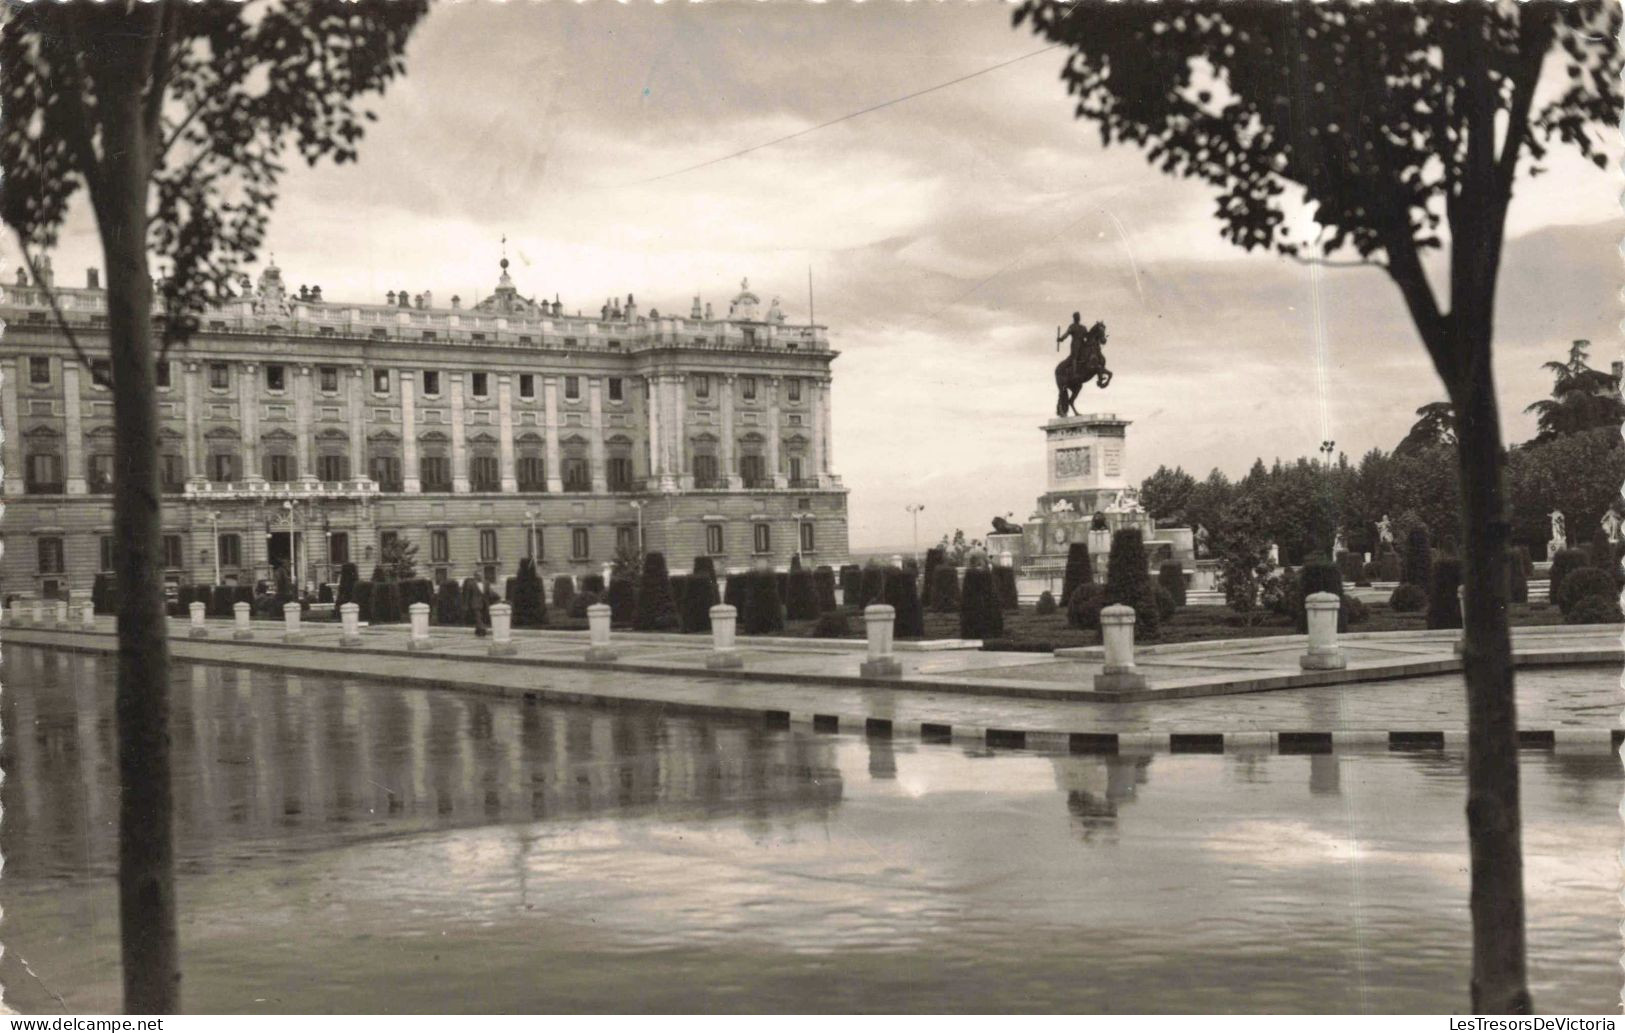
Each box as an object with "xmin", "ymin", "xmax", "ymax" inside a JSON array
[
  {"xmin": 860, "ymin": 603, "xmax": 902, "ymax": 677},
  {"xmin": 1094, "ymin": 604, "xmax": 1147, "ymax": 692},
  {"xmin": 339, "ymin": 602, "xmax": 362, "ymax": 647},
  {"xmin": 32, "ymin": 598, "xmax": 45, "ymax": 625},
  {"xmin": 81, "ymin": 600, "xmax": 97, "ymax": 630},
  {"xmin": 9, "ymin": 596, "xmax": 28, "ymax": 626},
  {"xmin": 586, "ymin": 602, "xmax": 618, "ymax": 661},
  {"xmin": 282, "ymin": 601, "xmax": 303, "ymax": 641},
  {"xmin": 233, "ymin": 602, "xmax": 254, "ymax": 640},
  {"xmin": 188, "ymin": 601, "xmax": 209, "ymax": 638},
  {"xmin": 706, "ymin": 604, "xmax": 743, "ymax": 669},
  {"xmin": 53, "ymin": 599, "xmax": 69, "ymax": 628},
  {"xmin": 489, "ymin": 602, "xmax": 516, "ymax": 656},
  {"xmin": 1299, "ymin": 592, "xmax": 1347, "ymax": 670},
  {"xmin": 407, "ymin": 602, "xmax": 432, "ymax": 651}
]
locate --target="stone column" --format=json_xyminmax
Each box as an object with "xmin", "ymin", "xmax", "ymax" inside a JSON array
[
  {"xmin": 62, "ymin": 361, "xmax": 86, "ymax": 494},
  {"xmin": 766, "ymin": 376, "xmax": 785, "ymax": 488},
  {"xmin": 810, "ymin": 377, "xmax": 827, "ymax": 483},
  {"xmin": 339, "ymin": 601, "xmax": 361, "ymax": 646},
  {"xmin": 449, "ymin": 372, "xmax": 469, "ymax": 493},
  {"xmin": 400, "ymin": 370, "xmax": 420, "ymax": 492},
  {"xmin": 542, "ymin": 375, "xmax": 563, "ymax": 493},
  {"xmin": 820, "ymin": 374, "xmax": 835, "ymax": 475},
  {"xmin": 1, "ymin": 358, "xmax": 24, "ymax": 495},
  {"xmin": 497, "ymin": 374, "xmax": 517, "ymax": 492},
  {"xmin": 672, "ymin": 373, "xmax": 690, "ymax": 489},
  {"xmin": 282, "ymin": 600, "xmax": 302, "ymax": 641},
  {"xmin": 407, "ymin": 601, "xmax": 432, "ymax": 650},
  {"xmin": 645, "ymin": 375, "xmax": 663, "ymax": 485},
  {"xmin": 721, "ymin": 374, "xmax": 739, "ymax": 489},
  {"xmin": 658, "ymin": 375, "xmax": 680, "ymax": 493},
  {"xmin": 588, "ymin": 376, "xmax": 607, "ymax": 493},
  {"xmin": 240, "ymin": 361, "xmax": 262, "ymax": 483},
  {"xmin": 489, "ymin": 602, "xmax": 516, "ymax": 656},
  {"xmin": 349, "ymin": 367, "xmax": 367, "ymax": 482},
  {"xmin": 183, "ymin": 361, "xmax": 203, "ymax": 480},
  {"xmin": 233, "ymin": 601, "xmax": 253, "ymax": 640},
  {"xmin": 295, "ymin": 364, "xmax": 317, "ymax": 483},
  {"xmin": 188, "ymin": 601, "xmax": 208, "ymax": 638}
]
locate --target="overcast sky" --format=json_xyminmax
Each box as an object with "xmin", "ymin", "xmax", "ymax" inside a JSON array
[{"xmin": 39, "ymin": 2, "xmax": 1623, "ymax": 549}]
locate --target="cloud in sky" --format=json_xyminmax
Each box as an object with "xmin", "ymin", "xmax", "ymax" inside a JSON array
[{"xmin": 37, "ymin": 1, "xmax": 1621, "ymax": 549}]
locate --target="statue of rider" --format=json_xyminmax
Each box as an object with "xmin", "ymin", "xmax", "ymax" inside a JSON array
[{"xmin": 1058, "ymin": 312, "xmax": 1092, "ymax": 380}]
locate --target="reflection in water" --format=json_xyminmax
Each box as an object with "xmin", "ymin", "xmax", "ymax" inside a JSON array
[{"xmin": 1, "ymin": 645, "xmax": 1616, "ymax": 1014}]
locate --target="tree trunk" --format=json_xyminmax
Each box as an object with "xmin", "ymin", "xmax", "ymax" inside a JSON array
[
  {"xmin": 96, "ymin": 41, "xmax": 181, "ymax": 1014},
  {"xmin": 1451, "ymin": 332, "xmax": 1531, "ymax": 1014}
]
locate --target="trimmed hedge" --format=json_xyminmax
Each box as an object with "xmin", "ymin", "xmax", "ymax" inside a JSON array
[
  {"xmin": 813, "ymin": 566, "xmax": 838, "ymax": 612},
  {"xmin": 634, "ymin": 553, "xmax": 680, "ymax": 631},
  {"xmin": 92, "ymin": 572, "xmax": 117, "ymax": 614},
  {"xmin": 435, "ymin": 579, "xmax": 462, "ymax": 625},
  {"xmin": 510, "ymin": 559, "xmax": 548, "ymax": 627},
  {"xmin": 692, "ymin": 556, "xmax": 717, "ymax": 581},
  {"xmin": 921, "ymin": 546, "xmax": 945, "ymax": 609},
  {"xmin": 680, "ymin": 572, "xmax": 719, "ymax": 634},
  {"xmin": 606, "ymin": 576, "xmax": 637, "ymax": 626},
  {"xmin": 786, "ymin": 565, "xmax": 820, "ymax": 621},
  {"xmin": 839, "ymin": 565, "xmax": 861, "ymax": 608},
  {"xmin": 959, "ymin": 567, "xmax": 1004, "ymax": 640},
  {"xmin": 337, "ymin": 563, "xmax": 359, "ymax": 608},
  {"xmin": 355, "ymin": 581, "xmax": 375, "ymax": 623},
  {"xmin": 812, "ymin": 611, "xmax": 850, "ymax": 637},
  {"xmin": 580, "ymin": 573, "xmax": 606, "ymax": 597},
  {"xmin": 1402, "ymin": 529, "xmax": 1432, "ymax": 587},
  {"xmin": 1068, "ymin": 582, "xmax": 1106, "ymax": 630},
  {"xmin": 858, "ymin": 564, "xmax": 886, "ymax": 609},
  {"xmin": 1425, "ymin": 558, "xmax": 1462, "ymax": 630},
  {"xmin": 930, "ymin": 565, "xmax": 961, "ymax": 613},
  {"xmin": 1034, "ymin": 590, "xmax": 1056, "ymax": 616},
  {"xmin": 741, "ymin": 569, "xmax": 785, "ymax": 635},
  {"xmin": 1105, "ymin": 528, "xmax": 1158, "ymax": 636},
  {"xmin": 723, "ymin": 571, "xmax": 745, "ymax": 612},
  {"xmin": 568, "ymin": 590, "xmax": 599, "ymax": 620},
  {"xmin": 1566, "ymin": 593, "xmax": 1623, "ymax": 625},
  {"xmin": 1388, "ymin": 582, "xmax": 1427, "ymax": 612}
]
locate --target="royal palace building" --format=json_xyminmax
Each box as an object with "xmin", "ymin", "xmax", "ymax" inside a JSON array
[{"xmin": 0, "ymin": 257, "xmax": 848, "ymax": 600}]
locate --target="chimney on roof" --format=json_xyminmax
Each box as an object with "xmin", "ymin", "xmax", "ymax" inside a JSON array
[
  {"xmin": 451, "ymin": 295, "xmax": 461, "ymax": 310},
  {"xmin": 387, "ymin": 290, "xmax": 396, "ymax": 306},
  {"xmin": 1611, "ymin": 360, "xmax": 1622, "ymax": 382},
  {"xmin": 86, "ymin": 267, "xmax": 100, "ymax": 290}
]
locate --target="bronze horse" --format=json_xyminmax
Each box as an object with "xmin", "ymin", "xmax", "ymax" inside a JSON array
[{"xmin": 1055, "ymin": 322, "xmax": 1111, "ymax": 417}]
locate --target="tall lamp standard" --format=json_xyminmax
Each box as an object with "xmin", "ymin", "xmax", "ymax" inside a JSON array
[
  {"xmin": 209, "ymin": 510, "xmax": 222, "ymax": 586},
  {"xmin": 905, "ymin": 503, "xmax": 925, "ymax": 567},
  {"xmin": 283, "ymin": 500, "xmax": 302, "ymax": 593},
  {"xmin": 629, "ymin": 499, "xmax": 646, "ymax": 554},
  {"xmin": 524, "ymin": 507, "xmax": 541, "ymax": 562}
]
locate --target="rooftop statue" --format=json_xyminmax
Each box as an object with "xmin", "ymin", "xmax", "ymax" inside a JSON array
[{"xmin": 1055, "ymin": 313, "xmax": 1111, "ymax": 417}]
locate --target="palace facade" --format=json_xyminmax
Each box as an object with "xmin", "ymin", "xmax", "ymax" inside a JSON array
[{"xmin": 0, "ymin": 257, "xmax": 848, "ymax": 600}]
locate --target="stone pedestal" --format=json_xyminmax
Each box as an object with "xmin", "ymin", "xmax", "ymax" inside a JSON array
[
  {"xmin": 32, "ymin": 599, "xmax": 45, "ymax": 624},
  {"xmin": 407, "ymin": 602, "xmax": 433, "ymax": 651},
  {"xmin": 188, "ymin": 601, "xmax": 209, "ymax": 638},
  {"xmin": 585, "ymin": 603, "xmax": 618, "ymax": 662},
  {"xmin": 860, "ymin": 603, "xmax": 902, "ymax": 678},
  {"xmin": 339, "ymin": 602, "xmax": 362, "ymax": 647},
  {"xmin": 282, "ymin": 601, "xmax": 302, "ymax": 642},
  {"xmin": 81, "ymin": 600, "xmax": 97, "ymax": 630},
  {"xmin": 706, "ymin": 604, "xmax": 743, "ymax": 669},
  {"xmin": 490, "ymin": 602, "xmax": 516, "ymax": 656},
  {"xmin": 6, "ymin": 597, "xmax": 26, "ymax": 626},
  {"xmin": 233, "ymin": 602, "xmax": 254, "ymax": 640},
  {"xmin": 1299, "ymin": 592, "xmax": 1347, "ymax": 670},
  {"xmin": 52, "ymin": 599, "xmax": 68, "ymax": 628},
  {"xmin": 1094, "ymin": 604, "xmax": 1146, "ymax": 692}
]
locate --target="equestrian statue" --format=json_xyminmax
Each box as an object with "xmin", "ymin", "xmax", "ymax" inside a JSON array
[{"xmin": 1055, "ymin": 312, "xmax": 1111, "ymax": 417}]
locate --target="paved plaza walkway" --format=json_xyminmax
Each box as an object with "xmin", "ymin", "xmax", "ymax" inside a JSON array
[{"xmin": 5, "ymin": 614, "xmax": 1620, "ymax": 751}]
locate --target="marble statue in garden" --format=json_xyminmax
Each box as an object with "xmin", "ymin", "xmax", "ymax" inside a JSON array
[
  {"xmin": 1602, "ymin": 508, "xmax": 1621, "ymax": 544},
  {"xmin": 1194, "ymin": 524, "xmax": 1209, "ymax": 558},
  {"xmin": 1378, "ymin": 515, "xmax": 1394, "ymax": 546},
  {"xmin": 1550, "ymin": 510, "xmax": 1567, "ymax": 551}
]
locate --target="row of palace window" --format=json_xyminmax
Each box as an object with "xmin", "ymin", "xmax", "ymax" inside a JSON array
[
  {"xmin": 26, "ymin": 356, "xmax": 809, "ymax": 407},
  {"xmin": 34, "ymin": 521, "xmax": 817, "ymax": 578},
  {"xmin": 24, "ymin": 448, "xmax": 809, "ymax": 495}
]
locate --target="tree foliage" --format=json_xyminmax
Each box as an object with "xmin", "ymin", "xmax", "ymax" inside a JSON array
[{"xmin": 1523, "ymin": 340, "xmax": 1625, "ymax": 444}]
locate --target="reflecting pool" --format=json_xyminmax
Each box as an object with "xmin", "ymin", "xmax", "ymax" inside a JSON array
[{"xmin": 2, "ymin": 646, "xmax": 1616, "ymax": 1013}]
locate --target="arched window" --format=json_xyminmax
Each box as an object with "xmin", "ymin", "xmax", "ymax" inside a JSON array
[
  {"xmin": 516, "ymin": 432, "xmax": 546, "ymax": 491},
  {"xmin": 261, "ymin": 428, "xmax": 298, "ymax": 483},
  {"xmin": 561, "ymin": 434, "xmax": 590, "ymax": 492},
  {"xmin": 419, "ymin": 431, "xmax": 451, "ymax": 492},
  {"xmin": 468, "ymin": 432, "xmax": 500, "ymax": 492},
  {"xmin": 605, "ymin": 434, "xmax": 634, "ymax": 492},
  {"xmin": 316, "ymin": 428, "xmax": 350, "ymax": 483},
  {"xmin": 23, "ymin": 427, "xmax": 63, "ymax": 494}
]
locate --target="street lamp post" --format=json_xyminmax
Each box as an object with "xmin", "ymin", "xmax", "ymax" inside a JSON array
[
  {"xmin": 209, "ymin": 510, "xmax": 222, "ymax": 586},
  {"xmin": 905, "ymin": 503, "xmax": 925, "ymax": 568},
  {"xmin": 524, "ymin": 508, "xmax": 541, "ymax": 562},
  {"xmin": 629, "ymin": 500, "xmax": 646, "ymax": 554}
]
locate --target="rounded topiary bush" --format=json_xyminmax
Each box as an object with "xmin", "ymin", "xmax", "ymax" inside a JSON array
[
  {"xmin": 580, "ymin": 573, "xmax": 606, "ymax": 597},
  {"xmin": 1157, "ymin": 561, "xmax": 1185, "ymax": 608},
  {"xmin": 1425, "ymin": 558, "xmax": 1462, "ymax": 630},
  {"xmin": 959, "ymin": 566, "xmax": 1004, "ymax": 640},
  {"xmin": 569, "ymin": 590, "xmax": 600, "ymax": 620},
  {"xmin": 373, "ymin": 580, "xmax": 402, "ymax": 624},
  {"xmin": 813, "ymin": 565, "xmax": 838, "ymax": 612},
  {"xmin": 741, "ymin": 569, "xmax": 785, "ymax": 635},
  {"xmin": 680, "ymin": 573, "xmax": 719, "ymax": 634},
  {"xmin": 1034, "ymin": 590, "xmax": 1057, "ymax": 616},
  {"xmin": 354, "ymin": 581, "xmax": 375, "ymax": 623},
  {"xmin": 1153, "ymin": 585, "xmax": 1177, "ymax": 622},
  {"xmin": 1556, "ymin": 566, "xmax": 1617, "ymax": 616},
  {"xmin": 1565, "ymin": 592, "xmax": 1623, "ymax": 625},
  {"xmin": 1342, "ymin": 594, "xmax": 1369, "ymax": 625},
  {"xmin": 1068, "ymin": 582, "xmax": 1106, "ymax": 630},
  {"xmin": 785, "ymin": 565, "xmax": 820, "ymax": 621},
  {"xmin": 992, "ymin": 566, "xmax": 1019, "ymax": 612},
  {"xmin": 634, "ymin": 552, "xmax": 680, "ymax": 631},
  {"xmin": 1547, "ymin": 548, "xmax": 1589, "ymax": 607},
  {"xmin": 883, "ymin": 566, "xmax": 925, "ymax": 639},
  {"xmin": 552, "ymin": 576, "xmax": 576, "ymax": 613},
  {"xmin": 1388, "ymin": 582, "xmax": 1427, "ymax": 612},
  {"xmin": 930, "ymin": 565, "xmax": 961, "ymax": 613},
  {"xmin": 812, "ymin": 610, "xmax": 850, "ymax": 638},
  {"xmin": 692, "ymin": 556, "xmax": 717, "ymax": 581}
]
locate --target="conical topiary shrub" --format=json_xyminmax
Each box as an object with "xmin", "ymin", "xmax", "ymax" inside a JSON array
[
  {"xmin": 813, "ymin": 565, "xmax": 838, "ymax": 612},
  {"xmin": 337, "ymin": 562, "xmax": 359, "ymax": 608},
  {"xmin": 634, "ymin": 552, "xmax": 680, "ymax": 631},
  {"xmin": 1104, "ymin": 527, "xmax": 1157, "ymax": 636},
  {"xmin": 355, "ymin": 581, "xmax": 375, "ymax": 623},
  {"xmin": 1402, "ymin": 528, "xmax": 1432, "ymax": 587},
  {"xmin": 1157, "ymin": 561, "xmax": 1185, "ymax": 608},
  {"xmin": 920, "ymin": 546, "xmax": 945, "ymax": 609},
  {"xmin": 930, "ymin": 564, "xmax": 960, "ymax": 613},
  {"xmin": 606, "ymin": 575, "xmax": 637, "ymax": 626},
  {"xmin": 883, "ymin": 566, "xmax": 925, "ymax": 638},
  {"xmin": 1060, "ymin": 542, "xmax": 1094, "ymax": 616},
  {"xmin": 680, "ymin": 569, "xmax": 719, "ymax": 634},
  {"xmin": 959, "ymin": 565, "xmax": 1004, "ymax": 639},
  {"xmin": 858, "ymin": 562, "xmax": 886, "ymax": 609},
  {"xmin": 552, "ymin": 575, "xmax": 576, "ymax": 613},
  {"xmin": 1426, "ymin": 557, "xmax": 1463, "ymax": 630},
  {"xmin": 692, "ymin": 555, "xmax": 717, "ymax": 581},
  {"xmin": 992, "ymin": 565, "xmax": 1019, "ymax": 612},
  {"xmin": 435, "ymin": 578, "xmax": 462, "ymax": 626},
  {"xmin": 511, "ymin": 557, "xmax": 548, "ymax": 627},
  {"xmin": 839, "ymin": 564, "xmax": 861, "ymax": 608}
]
